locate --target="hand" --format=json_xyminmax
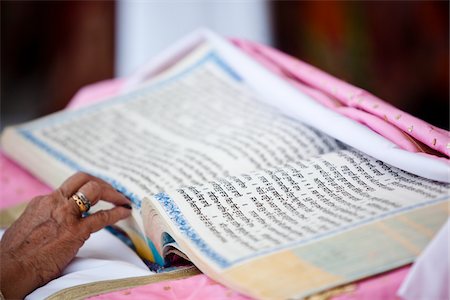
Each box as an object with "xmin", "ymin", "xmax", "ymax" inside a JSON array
[{"xmin": 0, "ymin": 172, "xmax": 132, "ymax": 299}]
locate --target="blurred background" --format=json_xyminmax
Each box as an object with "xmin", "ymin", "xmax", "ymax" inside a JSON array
[{"xmin": 1, "ymin": 1, "xmax": 448, "ymax": 130}]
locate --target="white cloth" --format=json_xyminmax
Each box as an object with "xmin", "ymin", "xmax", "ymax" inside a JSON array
[
  {"xmin": 397, "ymin": 218, "xmax": 450, "ymax": 300},
  {"xmin": 0, "ymin": 229, "xmax": 153, "ymax": 299}
]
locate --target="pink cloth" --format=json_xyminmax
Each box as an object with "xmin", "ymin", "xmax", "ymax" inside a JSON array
[
  {"xmin": 0, "ymin": 154, "xmax": 51, "ymax": 209},
  {"xmin": 231, "ymin": 38, "xmax": 450, "ymax": 158},
  {"xmin": 66, "ymin": 79, "xmax": 125, "ymax": 110},
  {"xmin": 89, "ymin": 274, "xmax": 251, "ymax": 300}
]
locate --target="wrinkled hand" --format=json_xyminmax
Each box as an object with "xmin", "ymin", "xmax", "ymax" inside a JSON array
[{"xmin": 0, "ymin": 172, "xmax": 132, "ymax": 299}]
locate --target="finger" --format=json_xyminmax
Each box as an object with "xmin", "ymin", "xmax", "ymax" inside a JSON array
[
  {"xmin": 63, "ymin": 181, "xmax": 103, "ymax": 218},
  {"xmin": 77, "ymin": 181, "xmax": 130, "ymax": 207},
  {"xmin": 59, "ymin": 172, "xmax": 122, "ymax": 199},
  {"xmin": 77, "ymin": 181, "xmax": 103, "ymax": 206},
  {"xmin": 98, "ymin": 187, "xmax": 130, "ymax": 206},
  {"xmin": 59, "ymin": 172, "xmax": 95, "ymax": 197},
  {"xmin": 82, "ymin": 206, "xmax": 132, "ymax": 233}
]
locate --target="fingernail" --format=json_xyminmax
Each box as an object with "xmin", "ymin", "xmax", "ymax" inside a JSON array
[{"xmin": 121, "ymin": 204, "xmax": 132, "ymax": 209}]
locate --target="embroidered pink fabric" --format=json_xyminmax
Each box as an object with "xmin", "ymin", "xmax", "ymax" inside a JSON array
[
  {"xmin": 231, "ymin": 38, "xmax": 450, "ymax": 160},
  {"xmin": 2, "ymin": 38, "xmax": 447, "ymax": 299}
]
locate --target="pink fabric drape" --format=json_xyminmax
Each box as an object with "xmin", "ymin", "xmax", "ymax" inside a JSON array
[{"xmin": 231, "ymin": 38, "xmax": 450, "ymax": 160}]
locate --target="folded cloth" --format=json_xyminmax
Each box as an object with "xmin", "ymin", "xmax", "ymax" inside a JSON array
[{"xmin": 231, "ymin": 38, "xmax": 450, "ymax": 160}]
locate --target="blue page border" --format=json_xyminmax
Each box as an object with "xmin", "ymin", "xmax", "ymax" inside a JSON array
[{"xmin": 153, "ymin": 191, "xmax": 448, "ymax": 269}]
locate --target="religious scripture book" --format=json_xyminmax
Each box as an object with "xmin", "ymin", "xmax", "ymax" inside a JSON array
[{"xmin": 1, "ymin": 31, "xmax": 449, "ymax": 300}]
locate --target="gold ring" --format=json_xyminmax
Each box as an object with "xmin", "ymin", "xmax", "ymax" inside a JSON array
[{"xmin": 71, "ymin": 192, "xmax": 91, "ymax": 213}]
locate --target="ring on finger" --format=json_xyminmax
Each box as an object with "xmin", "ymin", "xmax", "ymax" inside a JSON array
[{"xmin": 70, "ymin": 192, "xmax": 92, "ymax": 213}]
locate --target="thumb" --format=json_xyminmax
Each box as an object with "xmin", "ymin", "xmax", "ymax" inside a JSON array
[{"xmin": 82, "ymin": 206, "xmax": 132, "ymax": 233}]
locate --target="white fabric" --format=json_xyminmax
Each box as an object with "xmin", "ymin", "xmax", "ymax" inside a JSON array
[
  {"xmin": 0, "ymin": 229, "xmax": 153, "ymax": 300},
  {"xmin": 397, "ymin": 219, "xmax": 450, "ymax": 300}
]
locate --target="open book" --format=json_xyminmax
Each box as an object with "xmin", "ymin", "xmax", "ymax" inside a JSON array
[{"xmin": 1, "ymin": 30, "xmax": 449, "ymax": 300}]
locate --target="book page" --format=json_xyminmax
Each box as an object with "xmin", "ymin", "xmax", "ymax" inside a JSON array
[
  {"xmin": 148, "ymin": 149, "xmax": 449, "ymax": 269},
  {"xmin": 146, "ymin": 149, "xmax": 449, "ymax": 298}
]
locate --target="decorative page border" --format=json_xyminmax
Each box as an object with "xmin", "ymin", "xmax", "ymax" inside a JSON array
[
  {"xmin": 19, "ymin": 130, "xmax": 143, "ymax": 208},
  {"xmin": 154, "ymin": 193, "xmax": 230, "ymax": 268},
  {"xmin": 152, "ymin": 190, "xmax": 448, "ymax": 269}
]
